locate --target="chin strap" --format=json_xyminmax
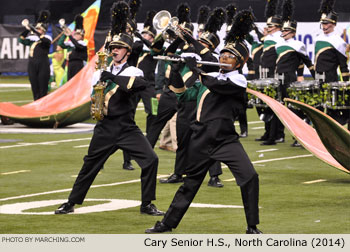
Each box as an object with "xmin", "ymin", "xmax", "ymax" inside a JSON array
[
  {"xmin": 114, "ymin": 50, "xmax": 129, "ymax": 64},
  {"xmin": 281, "ymin": 30, "xmax": 293, "ymax": 38}
]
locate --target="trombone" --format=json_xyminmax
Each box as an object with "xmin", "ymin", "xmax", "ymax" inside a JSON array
[{"xmin": 153, "ymin": 55, "xmax": 232, "ymax": 68}]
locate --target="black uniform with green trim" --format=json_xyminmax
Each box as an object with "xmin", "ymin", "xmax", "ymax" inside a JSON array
[
  {"xmin": 314, "ymin": 31, "xmax": 349, "ymax": 82},
  {"xmin": 315, "ymin": 31, "xmax": 349, "ymax": 126},
  {"xmin": 68, "ymin": 63, "xmax": 159, "ymax": 205},
  {"xmin": 19, "ymin": 30, "xmax": 51, "ymax": 100},
  {"xmin": 57, "ymin": 34, "xmax": 87, "ymax": 80},
  {"xmin": 161, "ymin": 67, "xmax": 260, "ymax": 229}
]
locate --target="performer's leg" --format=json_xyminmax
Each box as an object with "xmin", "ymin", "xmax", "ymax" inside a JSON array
[
  {"xmin": 28, "ymin": 62, "xmax": 40, "ymax": 100},
  {"xmin": 212, "ymin": 141, "xmax": 259, "ymax": 227},
  {"xmin": 162, "ymin": 157, "xmax": 214, "ymax": 228},
  {"xmin": 68, "ymin": 120, "xmax": 119, "ymax": 204},
  {"xmin": 37, "ymin": 60, "xmax": 50, "ymax": 99},
  {"xmin": 118, "ymin": 128, "xmax": 159, "ymax": 202},
  {"xmin": 146, "ymin": 93, "xmax": 177, "ymax": 148}
]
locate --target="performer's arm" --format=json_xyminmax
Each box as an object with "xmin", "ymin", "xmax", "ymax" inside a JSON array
[
  {"xmin": 18, "ymin": 30, "xmax": 31, "ymax": 45},
  {"xmin": 57, "ymin": 34, "xmax": 69, "ymax": 49},
  {"xmin": 100, "ymin": 71, "xmax": 148, "ymax": 92},
  {"xmin": 336, "ymin": 50, "xmax": 349, "ymax": 81},
  {"xmin": 69, "ymin": 36, "xmax": 87, "ymax": 51},
  {"xmin": 199, "ymin": 73, "xmax": 246, "ymax": 97}
]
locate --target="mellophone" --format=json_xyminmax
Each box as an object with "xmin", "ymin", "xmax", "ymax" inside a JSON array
[{"xmin": 248, "ymin": 79, "xmax": 350, "ymax": 110}]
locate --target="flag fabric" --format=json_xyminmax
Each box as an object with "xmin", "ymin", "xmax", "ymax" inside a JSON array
[{"xmin": 246, "ymin": 88, "xmax": 349, "ymax": 174}]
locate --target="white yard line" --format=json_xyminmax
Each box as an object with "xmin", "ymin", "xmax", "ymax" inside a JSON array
[
  {"xmin": 73, "ymin": 144, "xmax": 90, "ymax": 148},
  {"xmin": 220, "ymin": 154, "xmax": 313, "ymax": 169},
  {"xmin": 303, "ymin": 179, "xmax": 327, "ymax": 184},
  {"xmin": 256, "ymin": 149, "xmax": 278, "ymax": 153},
  {"xmin": 0, "ymin": 84, "xmax": 30, "ymax": 87},
  {"xmin": 0, "ymin": 138, "xmax": 91, "ymax": 149},
  {"xmin": 0, "ymin": 154, "xmax": 316, "ymax": 202},
  {"xmin": 0, "ymin": 175, "xmax": 169, "ymax": 202},
  {"xmin": 1, "ymin": 170, "xmax": 31, "ymax": 175},
  {"xmin": 0, "ymin": 88, "xmax": 30, "ymax": 93},
  {"xmin": 251, "ymin": 126, "xmax": 265, "ymax": 130},
  {"xmin": 252, "ymin": 154, "xmax": 313, "ymax": 164}
]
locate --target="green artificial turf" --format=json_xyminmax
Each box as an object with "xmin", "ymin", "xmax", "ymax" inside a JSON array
[{"xmin": 0, "ymin": 78, "xmax": 349, "ymax": 234}]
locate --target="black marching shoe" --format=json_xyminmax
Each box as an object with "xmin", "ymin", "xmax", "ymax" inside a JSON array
[
  {"xmin": 208, "ymin": 176, "xmax": 224, "ymax": 188},
  {"xmin": 123, "ymin": 161, "xmax": 135, "ymax": 170},
  {"xmin": 240, "ymin": 132, "xmax": 248, "ymax": 138},
  {"xmin": 54, "ymin": 202, "xmax": 74, "ymax": 214},
  {"xmin": 140, "ymin": 203, "xmax": 165, "ymax": 216},
  {"xmin": 255, "ymin": 136, "xmax": 267, "ymax": 141},
  {"xmin": 145, "ymin": 221, "xmax": 172, "ymax": 233},
  {"xmin": 260, "ymin": 140, "xmax": 276, "ymax": 145},
  {"xmin": 291, "ymin": 140, "xmax": 302, "ymax": 147},
  {"xmin": 246, "ymin": 226, "xmax": 263, "ymax": 234},
  {"xmin": 159, "ymin": 174, "xmax": 183, "ymax": 183},
  {"xmin": 275, "ymin": 137, "xmax": 285, "ymax": 143}
]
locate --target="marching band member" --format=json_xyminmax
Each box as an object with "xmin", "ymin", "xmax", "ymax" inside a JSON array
[
  {"xmin": 146, "ymin": 2, "xmax": 194, "ymax": 150},
  {"xmin": 315, "ymin": 0, "xmax": 349, "ymax": 127},
  {"xmin": 146, "ymin": 10, "xmax": 262, "ymax": 234},
  {"xmin": 54, "ymin": 2, "xmax": 164, "ymax": 216},
  {"xmin": 19, "ymin": 10, "xmax": 51, "ymax": 100},
  {"xmin": 258, "ymin": 0, "xmax": 285, "ymax": 146},
  {"xmin": 276, "ymin": 0, "xmax": 316, "ymax": 147},
  {"xmin": 159, "ymin": 7, "xmax": 226, "ymax": 187},
  {"xmin": 58, "ymin": 14, "xmax": 87, "ymax": 81}
]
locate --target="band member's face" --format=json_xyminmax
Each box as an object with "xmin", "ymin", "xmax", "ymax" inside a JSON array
[
  {"xmin": 267, "ymin": 25, "xmax": 279, "ymax": 34},
  {"xmin": 282, "ymin": 30, "xmax": 295, "ymax": 40},
  {"xmin": 37, "ymin": 27, "xmax": 45, "ymax": 35},
  {"xmin": 219, "ymin": 52, "xmax": 239, "ymax": 71},
  {"xmin": 111, "ymin": 46, "xmax": 129, "ymax": 63},
  {"xmin": 321, "ymin": 22, "xmax": 335, "ymax": 34},
  {"xmin": 142, "ymin": 33, "xmax": 154, "ymax": 43}
]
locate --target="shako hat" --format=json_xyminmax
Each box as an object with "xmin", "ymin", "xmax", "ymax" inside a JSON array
[
  {"xmin": 177, "ymin": 2, "xmax": 194, "ymax": 35},
  {"xmin": 225, "ymin": 3, "xmax": 237, "ymax": 34},
  {"xmin": 198, "ymin": 7, "xmax": 226, "ymax": 50},
  {"xmin": 74, "ymin": 14, "xmax": 85, "ymax": 36},
  {"xmin": 221, "ymin": 10, "xmax": 255, "ymax": 66},
  {"xmin": 127, "ymin": 0, "xmax": 141, "ymax": 33},
  {"xmin": 196, "ymin": 5, "xmax": 210, "ymax": 34},
  {"xmin": 142, "ymin": 10, "xmax": 157, "ymax": 38},
  {"xmin": 109, "ymin": 1, "xmax": 133, "ymax": 51},
  {"xmin": 281, "ymin": 0, "xmax": 297, "ymax": 31},
  {"xmin": 265, "ymin": 0, "xmax": 282, "ymax": 27},
  {"xmin": 35, "ymin": 10, "xmax": 50, "ymax": 32},
  {"xmin": 319, "ymin": 0, "xmax": 338, "ymax": 24}
]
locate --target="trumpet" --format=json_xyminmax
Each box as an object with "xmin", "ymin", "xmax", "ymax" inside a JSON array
[
  {"xmin": 59, "ymin": 18, "xmax": 68, "ymax": 30},
  {"xmin": 153, "ymin": 55, "xmax": 232, "ymax": 68},
  {"xmin": 152, "ymin": 10, "xmax": 182, "ymax": 41},
  {"xmin": 21, "ymin": 19, "xmax": 37, "ymax": 33},
  {"xmin": 51, "ymin": 19, "xmax": 70, "ymax": 44}
]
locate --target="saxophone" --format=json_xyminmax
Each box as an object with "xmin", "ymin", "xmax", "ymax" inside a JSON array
[{"xmin": 90, "ymin": 51, "xmax": 108, "ymax": 121}]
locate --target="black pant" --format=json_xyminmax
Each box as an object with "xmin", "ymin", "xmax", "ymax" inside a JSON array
[
  {"xmin": 175, "ymin": 102, "xmax": 222, "ymax": 177},
  {"xmin": 28, "ymin": 57, "xmax": 50, "ymax": 100},
  {"xmin": 162, "ymin": 120, "xmax": 259, "ymax": 228},
  {"xmin": 68, "ymin": 60, "xmax": 84, "ymax": 80},
  {"xmin": 131, "ymin": 84, "xmax": 157, "ymax": 136},
  {"xmin": 68, "ymin": 114, "xmax": 158, "ymax": 204},
  {"xmin": 147, "ymin": 91, "xmax": 177, "ymax": 148}
]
